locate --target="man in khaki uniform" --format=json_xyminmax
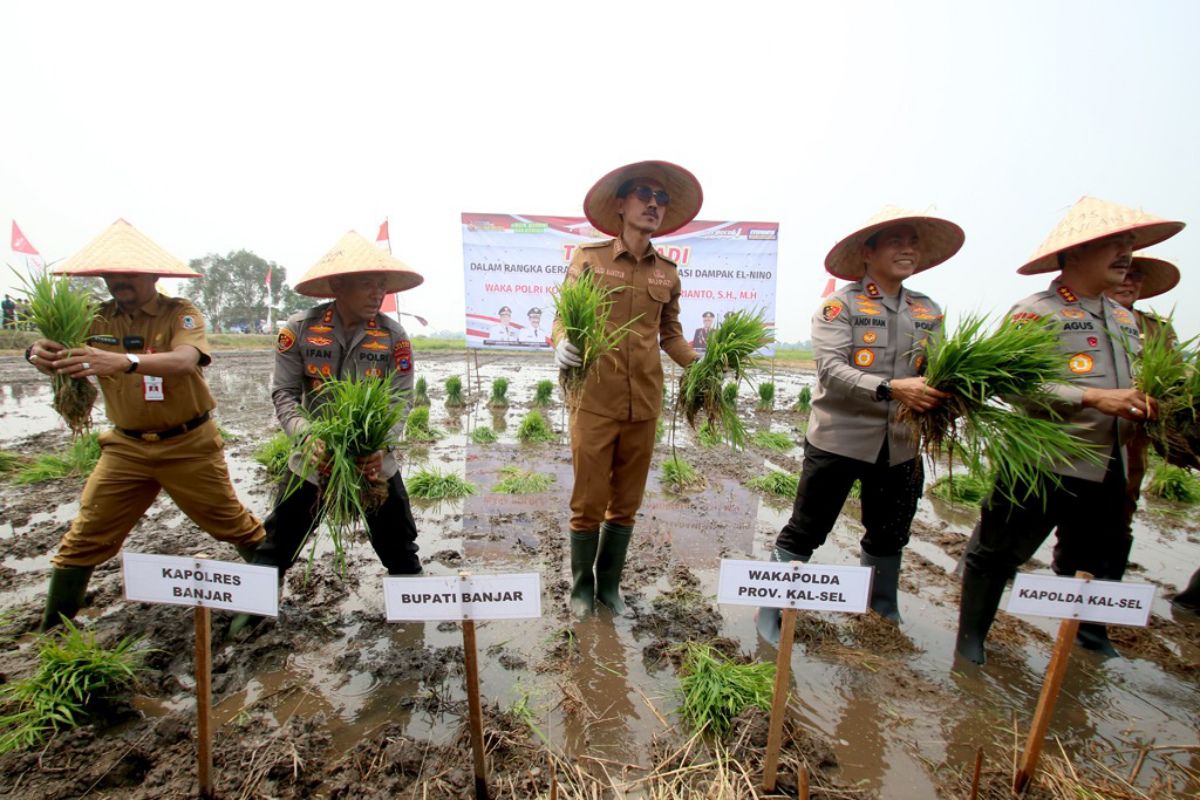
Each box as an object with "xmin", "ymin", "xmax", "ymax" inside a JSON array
[
  {"xmin": 956, "ymin": 197, "xmax": 1183, "ymax": 664},
  {"xmin": 25, "ymin": 219, "xmax": 265, "ymax": 630},
  {"xmin": 555, "ymin": 160, "xmax": 702, "ymax": 618},
  {"xmin": 758, "ymin": 208, "xmax": 962, "ymax": 644}
]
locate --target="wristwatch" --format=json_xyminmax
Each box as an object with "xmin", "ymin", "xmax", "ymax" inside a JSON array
[
  {"xmin": 125, "ymin": 353, "xmax": 141, "ymax": 374},
  {"xmin": 875, "ymin": 380, "xmax": 892, "ymax": 402}
]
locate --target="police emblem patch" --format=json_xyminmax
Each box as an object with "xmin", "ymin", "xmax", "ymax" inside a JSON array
[
  {"xmin": 862, "ymin": 331, "xmax": 878, "ymax": 344},
  {"xmin": 394, "ymin": 340, "xmax": 413, "ymax": 372},
  {"xmin": 1061, "ymin": 308, "xmax": 1086, "ymax": 319},
  {"xmin": 181, "ymin": 315, "xmax": 197, "ymax": 330},
  {"xmin": 277, "ymin": 328, "xmax": 296, "ymax": 353},
  {"xmin": 820, "ymin": 299, "xmax": 845, "ymax": 322},
  {"xmin": 853, "ymin": 348, "xmax": 875, "ymax": 368},
  {"xmin": 1069, "ymin": 353, "xmax": 1094, "ymax": 374}
]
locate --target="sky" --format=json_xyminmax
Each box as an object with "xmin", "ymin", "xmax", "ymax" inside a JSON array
[{"xmin": 2, "ymin": 1, "xmax": 1198, "ymax": 341}]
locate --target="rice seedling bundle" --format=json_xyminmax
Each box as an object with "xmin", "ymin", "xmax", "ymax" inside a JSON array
[
  {"xmin": 470, "ymin": 426, "xmax": 498, "ymax": 444},
  {"xmin": 492, "ymin": 466, "xmax": 555, "ymax": 494},
  {"xmin": 676, "ymin": 642, "xmax": 774, "ymax": 738},
  {"xmin": 756, "ymin": 381, "xmax": 775, "ymax": 411},
  {"xmin": 722, "ymin": 382, "xmax": 739, "ymax": 408},
  {"xmin": 1145, "ymin": 461, "xmax": 1200, "ymax": 504},
  {"xmin": 747, "ymin": 470, "xmax": 799, "ymax": 499},
  {"xmin": 676, "ymin": 310, "xmax": 774, "ymax": 448},
  {"xmin": 407, "ymin": 467, "xmax": 477, "ymax": 500},
  {"xmin": 696, "ymin": 420, "xmax": 722, "ymax": 448},
  {"xmin": 661, "ymin": 455, "xmax": 704, "ymax": 492},
  {"xmin": 533, "ymin": 379, "xmax": 555, "ymax": 407},
  {"xmin": 15, "ymin": 270, "xmax": 100, "ymax": 435},
  {"xmin": 444, "ymin": 375, "xmax": 466, "ymax": 407},
  {"xmin": 489, "ymin": 377, "xmax": 510, "ymax": 408},
  {"xmin": 253, "ymin": 431, "xmax": 292, "ymax": 482},
  {"xmin": 929, "ymin": 469, "xmax": 992, "ymax": 506},
  {"xmin": 795, "ymin": 385, "xmax": 812, "ymax": 413},
  {"xmin": 15, "ymin": 433, "xmax": 101, "ymax": 484},
  {"xmin": 1135, "ymin": 323, "xmax": 1200, "ymax": 470},
  {"xmin": 750, "ymin": 430, "xmax": 794, "ymax": 452},
  {"xmin": 413, "ymin": 376, "xmax": 430, "ymax": 407},
  {"xmin": 404, "ymin": 405, "xmax": 442, "ymax": 443},
  {"xmin": 552, "ymin": 270, "xmax": 642, "ymax": 407},
  {"xmin": 516, "ymin": 409, "xmax": 557, "ymax": 443},
  {"xmin": 911, "ymin": 313, "xmax": 1101, "ymax": 504}
]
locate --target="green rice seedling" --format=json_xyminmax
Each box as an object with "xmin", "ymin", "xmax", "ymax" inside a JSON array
[
  {"xmin": 553, "ymin": 270, "xmax": 643, "ymax": 406},
  {"xmin": 253, "ymin": 431, "xmax": 292, "ymax": 482},
  {"xmin": 15, "ymin": 433, "xmax": 101, "ymax": 484},
  {"xmin": 0, "ymin": 451, "xmax": 27, "ymax": 477},
  {"xmin": 14, "ymin": 269, "xmax": 100, "ymax": 436},
  {"xmin": 216, "ymin": 423, "xmax": 239, "ymax": 442},
  {"xmin": 0, "ymin": 619, "xmax": 149, "ymax": 754},
  {"xmin": 444, "ymin": 375, "xmax": 466, "ymax": 408},
  {"xmin": 404, "ymin": 405, "xmax": 442, "ymax": 443},
  {"xmin": 413, "ymin": 376, "xmax": 430, "ymax": 407},
  {"xmin": 661, "ymin": 455, "xmax": 704, "ymax": 492},
  {"xmin": 407, "ymin": 467, "xmax": 477, "ymax": 500},
  {"xmin": 492, "ymin": 466, "xmax": 555, "ymax": 494},
  {"xmin": 1146, "ymin": 461, "xmax": 1200, "ymax": 503},
  {"xmin": 676, "ymin": 642, "xmax": 774, "ymax": 738},
  {"xmin": 697, "ymin": 420, "xmax": 722, "ymax": 448},
  {"xmin": 1136, "ymin": 322, "xmax": 1200, "ymax": 469},
  {"xmin": 722, "ymin": 382, "xmax": 739, "ymax": 408},
  {"xmin": 489, "ymin": 377, "xmax": 510, "ymax": 409},
  {"xmin": 747, "ymin": 470, "xmax": 799, "ymax": 499},
  {"xmin": 756, "ymin": 381, "xmax": 775, "ymax": 411},
  {"xmin": 929, "ymin": 468, "xmax": 993, "ymax": 506},
  {"xmin": 794, "ymin": 385, "xmax": 812, "ymax": 413},
  {"xmin": 751, "ymin": 430, "xmax": 794, "ymax": 452},
  {"xmin": 470, "ymin": 426, "xmax": 498, "ymax": 444},
  {"xmin": 516, "ymin": 409, "xmax": 557, "ymax": 443},
  {"xmin": 849, "ymin": 479, "xmax": 862, "ymax": 499},
  {"xmin": 676, "ymin": 310, "xmax": 774, "ymax": 448},
  {"xmin": 533, "ymin": 379, "xmax": 555, "ymax": 407},
  {"xmin": 655, "ymin": 417, "xmax": 665, "ymax": 443}
]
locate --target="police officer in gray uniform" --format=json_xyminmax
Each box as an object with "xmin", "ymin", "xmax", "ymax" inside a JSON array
[
  {"xmin": 955, "ymin": 197, "xmax": 1184, "ymax": 664},
  {"xmin": 758, "ymin": 208, "xmax": 964, "ymax": 644}
]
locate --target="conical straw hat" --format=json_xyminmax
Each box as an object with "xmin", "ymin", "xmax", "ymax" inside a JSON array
[
  {"xmin": 583, "ymin": 160, "xmax": 703, "ymax": 238},
  {"xmin": 1130, "ymin": 252, "xmax": 1180, "ymax": 300},
  {"xmin": 824, "ymin": 206, "xmax": 964, "ymax": 280},
  {"xmin": 295, "ymin": 231, "xmax": 424, "ymax": 297},
  {"xmin": 1018, "ymin": 196, "xmax": 1184, "ymax": 275},
  {"xmin": 52, "ymin": 218, "xmax": 201, "ymax": 278}
]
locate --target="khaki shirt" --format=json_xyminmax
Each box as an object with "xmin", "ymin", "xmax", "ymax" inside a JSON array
[
  {"xmin": 87, "ymin": 293, "xmax": 214, "ymax": 431},
  {"xmin": 272, "ymin": 303, "xmax": 414, "ymax": 480},
  {"xmin": 807, "ymin": 279, "xmax": 943, "ymax": 465},
  {"xmin": 1007, "ymin": 279, "xmax": 1141, "ymax": 482},
  {"xmin": 555, "ymin": 238, "xmax": 696, "ymax": 422}
]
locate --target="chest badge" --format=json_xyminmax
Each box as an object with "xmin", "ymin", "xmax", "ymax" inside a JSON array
[
  {"xmin": 1087, "ymin": 336, "xmax": 1098, "ymax": 347},
  {"xmin": 853, "ymin": 348, "xmax": 876, "ymax": 368},
  {"xmin": 864, "ymin": 282, "xmax": 881, "ymax": 298},
  {"xmin": 277, "ymin": 328, "xmax": 296, "ymax": 353},
  {"xmin": 862, "ymin": 331, "xmax": 878, "ymax": 344},
  {"xmin": 1061, "ymin": 308, "xmax": 1086, "ymax": 320},
  {"xmin": 820, "ymin": 299, "xmax": 845, "ymax": 322},
  {"xmin": 1069, "ymin": 353, "xmax": 1095, "ymax": 374}
]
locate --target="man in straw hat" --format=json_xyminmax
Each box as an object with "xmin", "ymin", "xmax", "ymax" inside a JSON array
[
  {"xmin": 230, "ymin": 231, "xmax": 424, "ymax": 633},
  {"xmin": 554, "ymin": 160, "xmax": 702, "ymax": 618},
  {"xmin": 955, "ymin": 197, "xmax": 1184, "ymax": 665},
  {"xmin": 24, "ymin": 218, "xmax": 267, "ymax": 631},
  {"xmin": 757, "ymin": 207, "xmax": 961, "ymax": 644}
]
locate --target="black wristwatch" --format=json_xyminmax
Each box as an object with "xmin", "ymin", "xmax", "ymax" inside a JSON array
[
  {"xmin": 24, "ymin": 346, "xmax": 34, "ymax": 363},
  {"xmin": 875, "ymin": 380, "xmax": 892, "ymax": 402}
]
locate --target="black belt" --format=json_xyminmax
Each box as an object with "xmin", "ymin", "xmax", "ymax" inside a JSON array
[{"xmin": 118, "ymin": 412, "xmax": 211, "ymax": 443}]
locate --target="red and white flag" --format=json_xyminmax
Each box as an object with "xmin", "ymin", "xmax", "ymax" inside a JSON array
[
  {"xmin": 11, "ymin": 220, "xmax": 44, "ymax": 271},
  {"xmin": 376, "ymin": 219, "xmax": 390, "ymax": 253},
  {"xmin": 819, "ymin": 278, "xmax": 837, "ymax": 299},
  {"xmin": 264, "ymin": 265, "xmax": 273, "ymax": 288}
]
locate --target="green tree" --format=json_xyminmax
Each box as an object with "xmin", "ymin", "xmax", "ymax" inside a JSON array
[{"xmin": 185, "ymin": 250, "xmax": 292, "ymax": 332}]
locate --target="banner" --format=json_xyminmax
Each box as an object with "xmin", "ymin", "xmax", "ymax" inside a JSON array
[{"xmin": 461, "ymin": 214, "xmax": 779, "ymax": 353}]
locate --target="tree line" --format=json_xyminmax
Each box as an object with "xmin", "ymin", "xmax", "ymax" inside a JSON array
[{"xmin": 184, "ymin": 250, "xmax": 308, "ymax": 333}]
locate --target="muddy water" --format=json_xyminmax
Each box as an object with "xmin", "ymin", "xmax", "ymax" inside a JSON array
[{"xmin": 1, "ymin": 350, "xmax": 1197, "ymax": 798}]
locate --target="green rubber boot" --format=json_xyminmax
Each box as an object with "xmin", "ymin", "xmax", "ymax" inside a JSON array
[
  {"xmin": 595, "ymin": 522, "xmax": 633, "ymax": 614},
  {"xmin": 755, "ymin": 546, "xmax": 808, "ymax": 645},
  {"xmin": 861, "ymin": 551, "xmax": 903, "ymax": 623},
  {"xmin": 569, "ymin": 530, "xmax": 599, "ymax": 619},
  {"xmin": 229, "ymin": 541, "xmax": 273, "ymax": 636},
  {"xmin": 39, "ymin": 566, "xmax": 94, "ymax": 632}
]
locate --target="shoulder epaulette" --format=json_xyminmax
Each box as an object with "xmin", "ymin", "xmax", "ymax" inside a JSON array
[{"xmin": 579, "ymin": 239, "xmax": 612, "ymax": 250}]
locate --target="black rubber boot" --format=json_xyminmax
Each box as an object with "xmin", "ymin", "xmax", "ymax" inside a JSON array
[
  {"xmin": 569, "ymin": 530, "xmax": 599, "ymax": 619},
  {"xmin": 1076, "ymin": 623, "xmax": 1119, "ymax": 657},
  {"xmin": 954, "ymin": 566, "xmax": 1008, "ymax": 665},
  {"xmin": 595, "ymin": 523, "xmax": 633, "ymax": 614},
  {"xmin": 861, "ymin": 551, "xmax": 903, "ymax": 623},
  {"xmin": 39, "ymin": 566, "xmax": 94, "ymax": 632},
  {"xmin": 1171, "ymin": 568, "xmax": 1200, "ymax": 617},
  {"xmin": 755, "ymin": 546, "xmax": 808, "ymax": 646}
]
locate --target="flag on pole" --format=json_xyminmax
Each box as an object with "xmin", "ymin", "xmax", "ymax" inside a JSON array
[
  {"xmin": 11, "ymin": 220, "xmax": 44, "ymax": 271},
  {"xmin": 376, "ymin": 219, "xmax": 391, "ymax": 254},
  {"xmin": 819, "ymin": 278, "xmax": 837, "ymax": 299},
  {"xmin": 264, "ymin": 265, "xmax": 273, "ymax": 288}
]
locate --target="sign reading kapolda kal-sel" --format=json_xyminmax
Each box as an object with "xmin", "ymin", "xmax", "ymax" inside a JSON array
[{"xmin": 462, "ymin": 213, "xmax": 779, "ymax": 354}]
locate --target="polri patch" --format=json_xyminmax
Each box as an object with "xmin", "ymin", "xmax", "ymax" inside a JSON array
[
  {"xmin": 277, "ymin": 328, "xmax": 296, "ymax": 353},
  {"xmin": 394, "ymin": 340, "xmax": 413, "ymax": 372},
  {"xmin": 862, "ymin": 331, "xmax": 878, "ymax": 344},
  {"xmin": 853, "ymin": 348, "xmax": 876, "ymax": 368},
  {"xmin": 1069, "ymin": 353, "xmax": 1094, "ymax": 374},
  {"xmin": 820, "ymin": 299, "xmax": 845, "ymax": 322}
]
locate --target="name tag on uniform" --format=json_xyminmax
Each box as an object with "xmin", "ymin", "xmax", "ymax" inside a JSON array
[{"xmin": 143, "ymin": 375, "xmax": 164, "ymax": 401}]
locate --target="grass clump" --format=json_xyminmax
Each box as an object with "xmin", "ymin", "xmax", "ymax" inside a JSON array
[
  {"xmin": 722, "ymin": 382, "xmax": 739, "ymax": 408},
  {"xmin": 697, "ymin": 420, "xmax": 723, "ymax": 448},
  {"xmin": 489, "ymin": 377, "xmax": 510, "ymax": 409},
  {"xmin": 849, "ymin": 479, "xmax": 862, "ymax": 499},
  {"xmin": 492, "ymin": 467, "xmax": 555, "ymax": 494},
  {"xmin": 676, "ymin": 642, "xmax": 774, "ymax": 738},
  {"xmin": 407, "ymin": 467, "xmax": 477, "ymax": 500},
  {"xmin": 676, "ymin": 310, "xmax": 774, "ymax": 448},
  {"xmin": 750, "ymin": 430, "xmax": 793, "ymax": 452},
  {"xmin": 15, "ymin": 433, "xmax": 101, "ymax": 484},
  {"xmin": 0, "ymin": 451, "xmax": 28, "ymax": 478},
  {"xmin": 14, "ymin": 269, "xmax": 100, "ymax": 436},
  {"xmin": 553, "ymin": 270, "xmax": 642, "ymax": 407},
  {"xmin": 756, "ymin": 382, "xmax": 775, "ymax": 411},
  {"xmin": 0, "ymin": 620, "xmax": 149, "ymax": 754},
  {"xmin": 929, "ymin": 468, "xmax": 992, "ymax": 506},
  {"xmin": 747, "ymin": 470, "xmax": 799, "ymax": 499},
  {"xmin": 444, "ymin": 375, "xmax": 466, "ymax": 408},
  {"xmin": 404, "ymin": 405, "xmax": 442, "ymax": 443},
  {"xmin": 253, "ymin": 431, "xmax": 292, "ymax": 481},
  {"xmin": 413, "ymin": 376, "xmax": 430, "ymax": 407},
  {"xmin": 533, "ymin": 379, "xmax": 555, "ymax": 407},
  {"xmin": 1136, "ymin": 321, "xmax": 1200, "ymax": 469},
  {"xmin": 516, "ymin": 409, "xmax": 557, "ymax": 443},
  {"xmin": 794, "ymin": 385, "xmax": 812, "ymax": 413},
  {"xmin": 661, "ymin": 455, "xmax": 704, "ymax": 492},
  {"xmin": 470, "ymin": 426, "xmax": 498, "ymax": 444},
  {"xmin": 1145, "ymin": 461, "xmax": 1200, "ymax": 503}
]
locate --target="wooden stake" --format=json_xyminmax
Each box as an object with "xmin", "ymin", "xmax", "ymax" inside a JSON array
[
  {"xmin": 1013, "ymin": 571, "xmax": 1090, "ymax": 793},
  {"xmin": 969, "ymin": 746, "xmax": 983, "ymax": 800},
  {"xmin": 761, "ymin": 606, "xmax": 798, "ymax": 792},
  {"xmin": 798, "ymin": 765, "xmax": 810, "ymax": 799},
  {"xmin": 462, "ymin": 617, "xmax": 490, "ymax": 800},
  {"xmin": 194, "ymin": 606, "xmax": 213, "ymax": 800}
]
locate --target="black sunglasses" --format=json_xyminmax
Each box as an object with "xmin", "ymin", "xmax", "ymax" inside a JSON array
[{"xmin": 630, "ymin": 185, "xmax": 670, "ymax": 206}]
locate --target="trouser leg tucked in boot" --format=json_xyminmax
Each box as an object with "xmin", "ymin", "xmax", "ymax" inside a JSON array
[
  {"xmin": 756, "ymin": 546, "xmax": 808, "ymax": 646},
  {"xmin": 569, "ymin": 530, "xmax": 599, "ymax": 619},
  {"xmin": 595, "ymin": 522, "xmax": 632, "ymax": 614},
  {"xmin": 954, "ymin": 566, "xmax": 1008, "ymax": 665},
  {"xmin": 39, "ymin": 566, "xmax": 95, "ymax": 632},
  {"xmin": 861, "ymin": 551, "xmax": 903, "ymax": 623}
]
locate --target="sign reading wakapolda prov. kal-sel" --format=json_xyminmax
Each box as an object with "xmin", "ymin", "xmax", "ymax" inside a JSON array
[
  {"xmin": 718, "ymin": 559, "xmax": 871, "ymax": 613},
  {"xmin": 461, "ymin": 213, "xmax": 779, "ymax": 354}
]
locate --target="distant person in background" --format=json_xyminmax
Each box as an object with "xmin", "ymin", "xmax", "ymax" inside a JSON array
[
  {"xmin": 2, "ymin": 294, "xmax": 15, "ymax": 329},
  {"xmin": 488, "ymin": 306, "xmax": 518, "ymax": 342},
  {"xmin": 691, "ymin": 310, "xmax": 715, "ymax": 349},
  {"xmin": 518, "ymin": 307, "xmax": 549, "ymax": 345}
]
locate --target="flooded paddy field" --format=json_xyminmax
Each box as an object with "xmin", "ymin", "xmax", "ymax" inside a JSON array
[{"xmin": 0, "ymin": 350, "xmax": 1197, "ymax": 798}]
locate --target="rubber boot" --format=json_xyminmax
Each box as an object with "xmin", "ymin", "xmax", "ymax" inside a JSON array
[
  {"xmin": 228, "ymin": 542, "xmax": 270, "ymax": 636},
  {"xmin": 755, "ymin": 546, "xmax": 808, "ymax": 646},
  {"xmin": 861, "ymin": 551, "xmax": 903, "ymax": 623},
  {"xmin": 1170, "ymin": 567, "xmax": 1200, "ymax": 618},
  {"xmin": 595, "ymin": 522, "xmax": 633, "ymax": 614},
  {"xmin": 954, "ymin": 566, "xmax": 1008, "ymax": 665},
  {"xmin": 569, "ymin": 530, "xmax": 599, "ymax": 619},
  {"xmin": 235, "ymin": 543, "xmax": 261, "ymax": 564},
  {"xmin": 39, "ymin": 566, "xmax": 94, "ymax": 632},
  {"xmin": 1076, "ymin": 623, "xmax": 1119, "ymax": 657}
]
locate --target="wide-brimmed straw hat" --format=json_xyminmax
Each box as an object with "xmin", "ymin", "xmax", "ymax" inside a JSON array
[
  {"xmin": 1130, "ymin": 252, "xmax": 1181, "ymax": 300},
  {"xmin": 52, "ymin": 218, "xmax": 201, "ymax": 278},
  {"xmin": 1018, "ymin": 196, "xmax": 1184, "ymax": 276},
  {"xmin": 824, "ymin": 206, "xmax": 964, "ymax": 281},
  {"xmin": 295, "ymin": 231, "xmax": 424, "ymax": 297},
  {"xmin": 583, "ymin": 160, "xmax": 703, "ymax": 238}
]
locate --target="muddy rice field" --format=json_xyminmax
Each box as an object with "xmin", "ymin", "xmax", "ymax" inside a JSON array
[{"xmin": 0, "ymin": 350, "xmax": 1196, "ymax": 799}]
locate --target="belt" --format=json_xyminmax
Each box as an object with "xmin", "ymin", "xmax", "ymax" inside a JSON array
[{"xmin": 118, "ymin": 412, "xmax": 211, "ymax": 443}]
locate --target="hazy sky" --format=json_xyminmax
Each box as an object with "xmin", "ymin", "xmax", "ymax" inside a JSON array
[{"xmin": 3, "ymin": 1, "xmax": 1198, "ymax": 340}]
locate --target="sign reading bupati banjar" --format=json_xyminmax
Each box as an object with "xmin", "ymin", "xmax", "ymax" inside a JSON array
[{"xmin": 462, "ymin": 213, "xmax": 779, "ymax": 353}]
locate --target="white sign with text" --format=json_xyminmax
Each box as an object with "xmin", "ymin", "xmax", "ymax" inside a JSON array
[
  {"xmin": 1006, "ymin": 574, "xmax": 1154, "ymax": 626},
  {"xmin": 384, "ymin": 573, "xmax": 542, "ymax": 621},
  {"xmin": 122, "ymin": 552, "xmax": 279, "ymax": 616},
  {"xmin": 717, "ymin": 559, "xmax": 871, "ymax": 613}
]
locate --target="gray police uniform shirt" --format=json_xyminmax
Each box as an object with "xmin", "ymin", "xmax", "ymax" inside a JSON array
[
  {"xmin": 1006, "ymin": 279, "xmax": 1140, "ymax": 483},
  {"xmin": 808, "ymin": 278, "xmax": 943, "ymax": 466},
  {"xmin": 272, "ymin": 302, "xmax": 414, "ymax": 483}
]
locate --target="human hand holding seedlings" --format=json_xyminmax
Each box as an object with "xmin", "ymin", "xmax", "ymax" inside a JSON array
[
  {"xmin": 357, "ymin": 450, "xmax": 385, "ymax": 482},
  {"xmin": 27, "ymin": 338, "xmax": 65, "ymax": 376},
  {"xmin": 555, "ymin": 340, "xmax": 582, "ymax": 369},
  {"xmin": 890, "ymin": 376, "xmax": 949, "ymax": 413},
  {"xmin": 1084, "ymin": 387, "xmax": 1157, "ymax": 421}
]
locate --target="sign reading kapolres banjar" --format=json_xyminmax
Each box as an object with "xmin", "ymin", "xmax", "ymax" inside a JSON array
[{"xmin": 461, "ymin": 213, "xmax": 780, "ymax": 354}]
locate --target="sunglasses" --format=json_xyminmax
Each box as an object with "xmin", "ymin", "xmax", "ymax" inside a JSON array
[{"xmin": 629, "ymin": 185, "xmax": 670, "ymax": 206}]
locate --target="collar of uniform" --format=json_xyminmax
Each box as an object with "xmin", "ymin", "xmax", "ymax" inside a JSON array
[
  {"xmin": 109, "ymin": 291, "xmax": 165, "ymax": 318},
  {"xmin": 612, "ymin": 237, "xmax": 656, "ymax": 264}
]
